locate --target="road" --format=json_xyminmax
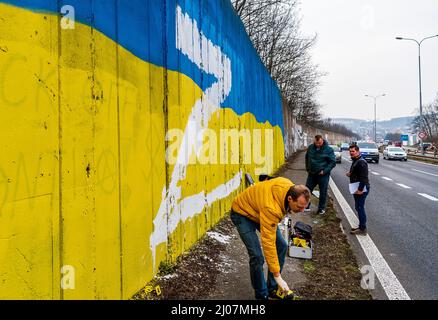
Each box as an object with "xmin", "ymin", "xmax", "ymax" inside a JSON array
[{"xmin": 330, "ymin": 152, "xmax": 438, "ymax": 300}]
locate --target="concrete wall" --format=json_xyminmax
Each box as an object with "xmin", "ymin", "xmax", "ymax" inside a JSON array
[
  {"xmin": 0, "ymin": 0, "xmax": 351, "ymax": 299},
  {"xmin": 0, "ymin": 0, "xmax": 286, "ymax": 299},
  {"xmin": 282, "ymin": 103, "xmax": 354, "ymax": 157}
]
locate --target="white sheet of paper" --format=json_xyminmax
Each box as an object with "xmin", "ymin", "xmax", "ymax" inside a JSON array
[{"xmin": 349, "ymin": 182, "xmax": 367, "ymax": 194}]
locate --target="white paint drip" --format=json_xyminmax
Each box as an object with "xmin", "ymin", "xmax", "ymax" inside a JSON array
[
  {"xmin": 329, "ymin": 178, "xmax": 411, "ymax": 300},
  {"xmin": 150, "ymin": 6, "xmax": 235, "ymax": 271}
]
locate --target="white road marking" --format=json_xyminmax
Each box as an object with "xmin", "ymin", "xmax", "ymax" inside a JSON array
[
  {"xmin": 409, "ymin": 159, "xmax": 438, "ymax": 167},
  {"xmin": 342, "ymin": 157, "xmax": 352, "ymax": 162},
  {"xmin": 382, "ymin": 177, "xmax": 393, "ymax": 181},
  {"xmin": 396, "ymin": 183, "xmax": 411, "ymax": 189},
  {"xmin": 371, "ymin": 172, "xmax": 380, "ymax": 175},
  {"xmin": 412, "ymin": 168, "xmax": 438, "ymax": 177},
  {"xmin": 329, "ymin": 178, "xmax": 411, "ymax": 300},
  {"xmin": 418, "ymin": 193, "xmax": 438, "ymax": 201}
]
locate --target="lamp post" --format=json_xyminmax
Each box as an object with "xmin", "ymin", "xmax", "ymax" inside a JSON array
[
  {"xmin": 396, "ymin": 35, "xmax": 438, "ymax": 134},
  {"xmin": 365, "ymin": 94, "xmax": 386, "ymax": 142}
]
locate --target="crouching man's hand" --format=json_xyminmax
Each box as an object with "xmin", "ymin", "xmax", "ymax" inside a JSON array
[{"xmin": 273, "ymin": 273, "xmax": 290, "ymax": 293}]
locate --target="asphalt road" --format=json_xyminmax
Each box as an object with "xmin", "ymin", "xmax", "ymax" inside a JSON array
[{"xmin": 330, "ymin": 152, "xmax": 438, "ymax": 300}]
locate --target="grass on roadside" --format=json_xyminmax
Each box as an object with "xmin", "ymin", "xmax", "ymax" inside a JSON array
[{"xmin": 296, "ymin": 196, "xmax": 372, "ymax": 300}]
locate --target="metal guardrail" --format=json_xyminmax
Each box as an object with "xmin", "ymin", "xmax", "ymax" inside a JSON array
[{"xmin": 407, "ymin": 153, "xmax": 438, "ymax": 164}]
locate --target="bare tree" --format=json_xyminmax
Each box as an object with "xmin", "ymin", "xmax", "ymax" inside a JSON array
[
  {"xmin": 232, "ymin": 0, "xmax": 324, "ymax": 123},
  {"xmin": 317, "ymin": 118, "xmax": 361, "ymax": 139},
  {"xmin": 411, "ymin": 93, "xmax": 438, "ymax": 141}
]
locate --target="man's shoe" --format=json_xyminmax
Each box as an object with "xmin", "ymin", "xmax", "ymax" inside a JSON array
[
  {"xmin": 317, "ymin": 210, "xmax": 325, "ymax": 215},
  {"xmin": 350, "ymin": 228, "xmax": 367, "ymax": 236},
  {"xmin": 304, "ymin": 207, "xmax": 311, "ymax": 212},
  {"xmin": 268, "ymin": 288, "xmax": 299, "ymax": 300}
]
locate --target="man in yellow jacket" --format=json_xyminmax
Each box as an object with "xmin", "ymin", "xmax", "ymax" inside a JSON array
[{"xmin": 230, "ymin": 177, "xmax": 310, "ymax": 300}]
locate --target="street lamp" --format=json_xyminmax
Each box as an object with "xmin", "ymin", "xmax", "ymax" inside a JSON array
[
  {"xmin": 365, "ymin": 94, "xmax": 386, "ymax": 142},
  {"xmin": 396, "ymin": 34, "xmax": 438, "ymax": 134}
]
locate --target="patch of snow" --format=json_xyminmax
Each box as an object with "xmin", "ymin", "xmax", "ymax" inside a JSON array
[
  {"xmin": 160, "ymin": 274, "xmax": 178, "ymax": 280},
  {"xmin": 207, "ymin": 231, "xmax": 231, "ymax": 244},
  {"xmin": 217, "ymin": 253, "xmax": 235, "ymax": 274},
  {"xmin": 202, "ymin": 255, "xmax": 214, "ymax": 262}
]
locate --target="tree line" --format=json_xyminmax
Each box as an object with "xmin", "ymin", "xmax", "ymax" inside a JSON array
[
  {"xmin": 411, "ymin": 94, "xmax": 438, "ymax": 144},
  {"xmin": 232, "ymin": 0, "xmax": 358, "ymax": 139},
  {"xmin": 384, "ymin": 94, "xmax": 438, "ymax": 145}
]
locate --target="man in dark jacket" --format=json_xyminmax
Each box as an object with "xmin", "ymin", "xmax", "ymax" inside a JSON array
[
  {"xmin": 346, "ymin": 144, "xmax": 370, "ymax": 235},
  {"xmin": 305, "ymin": 135, "xmax": 336, "ymax": 214}
]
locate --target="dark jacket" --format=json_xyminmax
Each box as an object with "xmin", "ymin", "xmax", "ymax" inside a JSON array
[
  {"xmin": 349, "ymin": 156, "xmax": 370, "ymax": 191},
  {"xmin": 305, "ymin": 140, "xmax": 336, "ymax": 175}
]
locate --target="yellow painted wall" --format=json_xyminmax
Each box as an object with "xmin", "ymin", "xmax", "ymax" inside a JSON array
[{"xmin": 0, "ymin": 3, "xmax": 285, "ymax": 299}]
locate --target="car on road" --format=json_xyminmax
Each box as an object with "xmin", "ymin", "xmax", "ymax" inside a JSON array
[
  {"xmin": 329, "ymin": 145, "xmax": 342, "ymax": 163},
  {"xmin": 383, "ymin": 146, "xmax": 407, "ymax": 161},
  {"xmin": 341, "ymin": 142, "xmax": 349, "ymax": 151},
  {"xmin": 357, "ymin": 141, "xmax": 380, "ymax": 163}
]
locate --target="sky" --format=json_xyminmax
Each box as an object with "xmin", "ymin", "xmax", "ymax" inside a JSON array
[{"xmin": 299, "ymin": 0, "xmax": 438, "ymax": 121}]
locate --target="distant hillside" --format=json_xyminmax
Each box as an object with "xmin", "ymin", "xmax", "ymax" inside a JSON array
[{"xmin": 332, "ymin": 116, "xmax": 415, "ymax": 141}]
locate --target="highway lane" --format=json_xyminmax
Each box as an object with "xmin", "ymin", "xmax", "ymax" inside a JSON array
[{"xmin": 331, "ymin": 152, "xmax": 438, "ymax": 300}]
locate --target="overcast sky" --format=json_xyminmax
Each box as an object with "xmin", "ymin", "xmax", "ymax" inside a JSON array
[{"xmin": 299, "ymin": 0, "xmax": 438, "ymax": 121}]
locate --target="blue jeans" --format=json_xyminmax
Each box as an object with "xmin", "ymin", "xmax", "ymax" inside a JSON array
[
  {"xmin": 230, "ymin": 210, "xmax": 288, "ymax": 300},
  {"xmin": 353, "ymin": 187, "xmax": 370, "ymax": 230},
  {"xmin": 305, "ymin": 173, "xmax": 330, "ymax": 211}
]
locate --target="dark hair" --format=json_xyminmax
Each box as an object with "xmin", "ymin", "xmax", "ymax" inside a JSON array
[
  {"xmin": 315, "ymin": 135, "xmax": 323, "ymax": 141},
  {"xmin": 349, "ymin": 144, "xmax": 359, "ymax": 151},
  {"xmin": 284, "ymin": 185, "xmax": 311, "ymax": 211}
]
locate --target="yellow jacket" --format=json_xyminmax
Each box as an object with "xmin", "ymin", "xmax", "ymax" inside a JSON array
[{"xmin": 231, "ymin": 177, "xmax": 294, "ymax": 273}]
